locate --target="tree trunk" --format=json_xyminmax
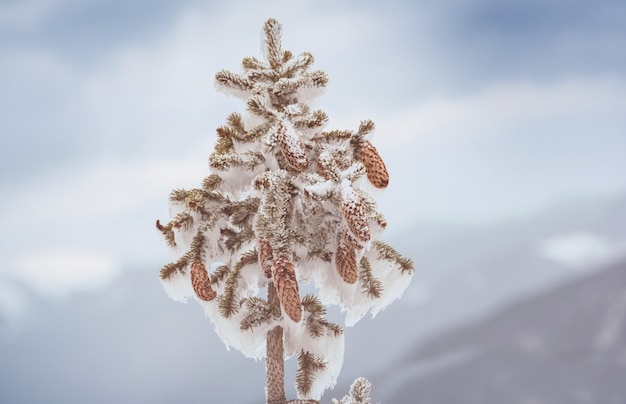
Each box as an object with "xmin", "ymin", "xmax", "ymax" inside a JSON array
[
  {"xmin": 266, "ymin": 282, "xmax": 320, "ymax": 404},
  {"xmin": 266, "ymin": 281, "xmax": 286, "ymax": 404}
]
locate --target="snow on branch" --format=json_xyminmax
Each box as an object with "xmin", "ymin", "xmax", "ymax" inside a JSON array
[{"xmin": 156, "ymin": 17, "xmax": 414, "ymax": 403}]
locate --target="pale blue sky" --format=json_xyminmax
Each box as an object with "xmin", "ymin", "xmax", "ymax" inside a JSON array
[{"xmin": 0, "ymin": 0, "xmax": 624, "ymax": 301}]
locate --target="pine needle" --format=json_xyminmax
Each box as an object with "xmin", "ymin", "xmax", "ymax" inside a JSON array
[
  {"xmin": 202, "ymin": 174, "xmax": 223, "ymax": 191},
  {"xmin": 295, "ymin": 350, "xmax": 327, "ymax": 396},
  {"xmin": 373, "ymin": 240, "xmax": 415, "ymax": 274},
  {"xmin": 210, "ymin": 265, "xmax": 230, "ymax": 287},
  {"xmin": 159, "ymin": 255, "xmax": 189, "ymax": 280},
  {"xmin": 302, "ymin": 295, "xmax": 343, "ymax": 338},
  {"xmin": 215, "ymin": 70, "xmax": 253, "ymax": 91},
  {"xmin": 239, "ymin": 297, "xmax": 279, "ymax": 331},
  {"xmin": 155, "ymin": 219, "xmax": 177, "ymax": 247},
  {"xmin": 359, "ymin": 257, "xmax": 383, "ymax": 299}
]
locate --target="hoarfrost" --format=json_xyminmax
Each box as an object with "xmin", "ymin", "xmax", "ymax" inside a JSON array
[
  {"xmin": 214, "ymin": 79, "xmax": 252, "ymax": 101},
  {"xmin": 285, "ymin": 103, "xmax": 302, "ymax": 115},
  {"xmin": 296, "ymin": 84, "xmax": 326, "ymax": 104},
  {"xmin": 310, "ymin": 245, "xmax": 412, "ymax": 327},
  {"xmin": 157, "ymin": 17, "xmax": 413, "ymax": 403},
  {"xmin": 161, "ymin": 269, "xmax": 194, "ymax": 303}
]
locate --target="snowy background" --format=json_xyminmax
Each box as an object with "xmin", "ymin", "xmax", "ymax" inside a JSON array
[{"xmin": 1, "ymin": 0, "xmax": 625, "ymax": 403}]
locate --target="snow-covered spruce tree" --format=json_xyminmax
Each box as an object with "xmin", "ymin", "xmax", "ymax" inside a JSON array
[{"xmin": 156, "ymin": 19, "xmax": 413, "ymax": 403}]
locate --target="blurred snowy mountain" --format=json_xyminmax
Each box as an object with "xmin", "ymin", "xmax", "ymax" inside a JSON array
[
  {"xmin": 0, "ymin": 269, "xmax": 267, "ymax": 403},
  {"xmin": 334, "ymin": 193, "xmax": 626, "ymax": 399},
  {"xmin": 1, "ymin": 193, "xmax": 625, "ymax": 403},
  {"xmin": 377, "ymin": 255, "xmax": 626, "ymax": 403}
]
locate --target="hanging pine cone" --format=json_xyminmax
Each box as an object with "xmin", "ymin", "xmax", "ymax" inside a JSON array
[
  {"xmin": 272, "ymin": 256, "xmax": 302, "ymax": 322},
  {"xmin": 341, "ymin": 184, "xmax": 371, "ymax": 242},
  {"xmin": 191, "ymin": 261, "xmax": 217, "ymax": 301},
  {"xmin": 359, "ymin": 140, "xmax": 389, "ymax": 189},
  {"xmin": 335, "ymin": 240, "xmax": 358, "ymax": 284},
  {"xmin": 258, "ymin": 238, "xmax": 274, "ymax": 278},
  {"xmin": 278, "ymin": 121, "xmax": 309, "ymax": 171}
]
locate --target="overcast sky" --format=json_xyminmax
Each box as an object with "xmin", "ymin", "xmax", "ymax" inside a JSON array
[{"xmin": 0, "ymin": 0, "xmax": 624, "ymax": 307}]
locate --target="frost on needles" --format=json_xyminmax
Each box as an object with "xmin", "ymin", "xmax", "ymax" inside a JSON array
[{"xmin": 156, "ymin": 18, "xmax": 414, "ymax": 404}]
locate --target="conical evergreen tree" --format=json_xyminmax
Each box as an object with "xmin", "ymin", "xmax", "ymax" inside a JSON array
[{"xmin": 157, "ymin": 18, "xmax": 414, "ymax": 403}]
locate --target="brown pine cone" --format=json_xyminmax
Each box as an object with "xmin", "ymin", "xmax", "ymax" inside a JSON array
[
  {"xmin": 359, "ymin": 140, "xmax": 389, "ymax": 189},
  {"xmin": 278, "ymin": 121, "xmax": 309, "ymax": 171},
  {"xmin": 258, "ymin": 238, "xmax": 274, "ymax": 278},
  {"xmin": 272, "ymin": 257, "xmax": 302, "ymax": 322},
  {"xmin": 335, "ymin": 241, "xmax": 358, "ymax": 284},
  {"xmin": 191, "ymin": 261, "xmax": 217, "ymax": 301},
  {"xmin": 341, "ymin": 185, "xmax": 371, "ymax": 242}
]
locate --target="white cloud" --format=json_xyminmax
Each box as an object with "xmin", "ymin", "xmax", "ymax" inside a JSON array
[
  {"xmin": 80, "ymin": 10, "xmax": 225, "ymax": 155},
  {"xmin": 13, "ymin": 248, "xmax": 119, "ymax": 297},
  {"xmin": 375, "ymin": 77, "xmax": 626, "ymax": 152},
  {"xmin": 0, "ymin": 158, "xmax": 199, "ymax": 303},
  {"xmin": 539, "ymin": 233, "xmax": 625, "ymax": 270},
  {"xmin": 367, "ymin": 76, "xmax": 626, "ymax": 225},
  {"xmin": 275, "ymin": 7, "xmax": 383, "ymax": 53},
  {"xmin": 4, "ymin": 159, "xmax": 206, "ymax": 223}
]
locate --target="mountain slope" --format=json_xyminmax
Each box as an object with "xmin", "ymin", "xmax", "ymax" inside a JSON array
[{"xmin": 380, "ymin": 259, "xmax": 626, "ymax": 403}]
